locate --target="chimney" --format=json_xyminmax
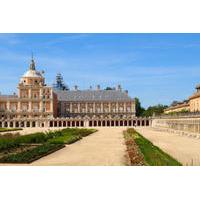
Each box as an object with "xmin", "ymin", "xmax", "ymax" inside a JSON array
[
  {"xmin": 96, "ymin": 85, "xmax": 100, "ymax": 90},
  {"xmin": 74, "ymin": 85, "xmax": 78, "ymax": 91},
  {"xmin": 116, "ymin": 84, "xmax": 122, "ymax": 91}
]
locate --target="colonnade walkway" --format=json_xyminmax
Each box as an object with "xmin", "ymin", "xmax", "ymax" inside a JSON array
[
  {"xmin": 31, "ymin": 127, "xmax": 127, "ymax": 166},
  {"xmin": 136, "ymin": 127, "xmax": 200, "ymax": 165}
]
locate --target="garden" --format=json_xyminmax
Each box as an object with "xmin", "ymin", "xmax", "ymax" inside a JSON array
[
  {"xmin": 124, "ymin": 128, "xmax": 182, "ymax": 166},
  {"xmin": 0, "ymin": 128, "xmax": 97, "ymax": 164}
]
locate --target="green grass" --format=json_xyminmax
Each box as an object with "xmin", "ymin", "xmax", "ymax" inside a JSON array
[
  {"xmin": 0, "ymin": 128, "xmax": 97, "ymax": 163},
  {"xmin": 126, "ymin": 128, "xmax": 182, "ymax": 166},
  {"xmin": 0, "ymin": 128, "xmax": 22, "ymax": 133},
  {"xmin": 0, "ymin": 143, "xmax": 65, "ymax": 163},
  {"xmin": 47, "ymin": 128, "xmax": 97, "ymax": 144}
]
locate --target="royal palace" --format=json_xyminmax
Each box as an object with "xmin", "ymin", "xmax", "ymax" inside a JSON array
[{"xmin": 0, "ymin": 59, "xmax": 150, "ymax": 128}]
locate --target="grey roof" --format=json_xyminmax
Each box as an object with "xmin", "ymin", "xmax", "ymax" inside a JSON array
[
  {"xmin": 54, "ymin": 90, "xmax": 133, "ymax": 102},
  {"xmin": 0, "ymin": 95, "xmax": 18, "ymax": 99}
]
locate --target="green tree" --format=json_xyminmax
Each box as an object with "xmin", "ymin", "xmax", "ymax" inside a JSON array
[
  {"xmin": 135, "ymin": 97, "xmax": 145, "ymax": 117},
  {"xmin": 142, "ymin": 104, "xmax": 168, "ymax": 117}
]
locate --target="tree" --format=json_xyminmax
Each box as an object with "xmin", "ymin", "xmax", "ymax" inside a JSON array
[
  {"xmin": 105, "ymin": 87, "xmax": 115, "ymax": 90},
  {"xmin": 135, "ymin": 97, "xmax": 145, "ymax": 117},
  {"xmin": 142, "ymin": 104, "xmax": 168, "ymax": 117}
]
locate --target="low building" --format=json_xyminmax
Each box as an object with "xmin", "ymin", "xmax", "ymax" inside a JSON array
[
  {"xmin": 54, "ymin": 85, "xmax": 136, "ymax": 119},
  {"xmin": 164, "ymin": 100, "xmax": 190, "ymax": 114},
  {"xmin": 164, "ymin": 84, "xmax": 200, "ymax": 114},
  {"xmin": 188, "ymin": 84, "xmax": 200, "ymax": 112}
]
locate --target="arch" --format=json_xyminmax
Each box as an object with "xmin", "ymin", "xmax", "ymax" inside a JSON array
[
  {"xmin": 142, "ymin": 120, "xmax": 145, "ymax": 126},
  {"xmin": 137, "ymin": 120, "xmax": 140, "ymax": 126},
  {"xmin": 54, "ymin": 121, "xmax": 57, "ymax": 127},
  {"xmin": 116, "ymin": 120, "xmax": 119, "ymax": 126},
  {"xmin": 72, "ymin": 121, "xmax": 75, "ymax": 127},
  {"xmin": 111, "ymin": 120, "xmax": 114, "ymax": 127},
  {"xmin": 89, "ymin": 121, "xmax": 92, "ymax": 127},
  {"xmin": 133, "ymin": 120, "xmax": 136, "ymax": 126},
  {"xmin": 27, "ymin": 121, "xmax": 30, "ymax": 127},
  {"xmin": 50, "ymin": 121, "xmax": 53, "ymax": 127},
  {"xmin": 102, "ymin": 121, "xmax": 106, "ymax": 127},
  {"xmin": 21, "ymin": 121, "xmax": 24, "ymax": 128},
  {"xmin": 10, "ymin": 121, "xmax": 13, "ymax": 128},
  {"xmin": 120, "ymin": 121, "xmax": 123, "ymax": 126},
  {"xmin": 59, "ymin": 121, "xmax": 62, "ymax": 127},
  {"xmin": 128, "ymin": 120, "xmax": 132, "ymax": 126},
  {"xmin": 124, "ymin": 120, "xmax": 127, "ymax": 126},
  {"xmin": 107, "ymin": 121, "xmax": 110, "ymax": 126},
  {"xmin": 63, "ymin": 121, "xmax": 66, "ymax": 127},
  {"xmin": 146, "ymin": 120, "xmax": 149, "ymax": 126},
  {"xmin": 94, "ymin": 121, "xmax": 97, "ymax": 127},
  {"xmin": 67, "ymin": 121, "xmax": 71, "ymax": 127},
  {"xmin": 4, "ymin": 122, "xmax": 8, "ymax": 127},
  {"xmin": 98, "ymin": 121, "xmax": 101, "ymax": 126},
  {"xmin": 81, "ymin": 121, "xmax": 84, "ymax": 127},
  {"xmin": 76, "ymin": 121, "xmax": 79, "ymax": 127},
  {"xmin": 0, "ymin": 121, "xmax": 2, "ymax": 128},
  {"xmin": 16, "ymin": 121, "xmax": 19, "ymax": 128}
]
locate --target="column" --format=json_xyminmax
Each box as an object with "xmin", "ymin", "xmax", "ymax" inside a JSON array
[
  {"xmin": 109, "ymin": 103, "xmax": 111, "ymax": 113},
  {"xmin": 101, "ymin": 103, "xmax": 103, "ymax": 113},
  {"xmin": 28, "ymin": 88, "xmax": 32, "ymax": 98},
  {"xmin": 29, "ymin": 101, "xmax": 32, "ymax": 112},
  {"xmin": 6, "ymin": 101, "xmax": 10, "ymax": 111},
  {"xmin": 17, "ymin": 101, "xmax": 21, "ymax": 112},
  {"xmin": 78, "ymin": 103, "xmax": 80, "ymax": 113},
  {"xmin": 124, "ymin": 102, "xmax": 126, "ymax": 113},
  {"xmin": 93, "ymin": 103, "xmax": 95, "ymax": 113},
  {"xmin": 116, "ymin": 102, "xmax": 119, "ymax": 113},
  {"xmin": 86, "ymin": 102, "xmax": 88, "ymax": 113},
  {"xmin": 70, "ymin": 103, "xmax": 73, "ymax": 113}
]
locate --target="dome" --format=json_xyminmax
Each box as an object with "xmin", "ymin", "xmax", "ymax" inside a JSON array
[
  {"xmin": 22, "ymin": 58, "xmax": 44, "ymax": 78},
  {"xmin": 23, "ymin": 69, "xmax": 43, "ymax": 78}
]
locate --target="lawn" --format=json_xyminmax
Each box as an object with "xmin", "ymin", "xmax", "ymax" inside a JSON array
[
  {"xmin": 125, "ymin": 128, "xmax": 182, "ymax": 166},
  {"xmin": 0, "ymin": 128, "xmax": 97, "ymax": 163}
]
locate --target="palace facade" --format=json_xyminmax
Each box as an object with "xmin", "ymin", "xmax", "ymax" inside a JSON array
[
  {"xmin": 164, "ymin": 84, "xmax": 200, "ymax": 114},
  {"xmin": 0, "ymin": 59, "xmax": 150, "ymax": 128}
]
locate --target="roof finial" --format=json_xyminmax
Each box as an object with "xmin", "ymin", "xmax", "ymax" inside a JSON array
[{"xmin": 29, "ymin": 52, "xmax": 36, "ymax": 70}]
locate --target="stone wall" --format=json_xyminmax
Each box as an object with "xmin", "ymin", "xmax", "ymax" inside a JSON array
[{"xmin": 152, "ymin": 116, "xmax": 200, "ymax": 134}]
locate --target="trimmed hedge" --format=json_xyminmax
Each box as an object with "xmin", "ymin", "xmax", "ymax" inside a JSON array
[
  {"xmin": 0, "ymin": 128, "xmax": 97, "ymax": 151},
  {"xmin": 0, "ymin": 143, "xmax": 65, "ymax": 163}
]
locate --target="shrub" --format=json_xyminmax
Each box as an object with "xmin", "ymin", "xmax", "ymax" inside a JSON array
[
  {"xmin": 15, "ymin": 133, "xmax": 47, "ymax": 144},
  {"xmin": 0, "ymin": 143, "xmax": 65, "ymax": 163}
]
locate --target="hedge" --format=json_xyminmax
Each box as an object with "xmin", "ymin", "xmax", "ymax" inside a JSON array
[{"xmin": 0, "ymin": 143, "xmax": 65, "ymax": 163}]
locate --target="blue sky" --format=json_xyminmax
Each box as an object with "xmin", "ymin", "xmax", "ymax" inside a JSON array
[{"xmin": 0, "ymin": 33, "xmax": 200, "ymax": 108}]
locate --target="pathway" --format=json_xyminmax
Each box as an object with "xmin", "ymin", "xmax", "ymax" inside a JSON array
[
  {"xmin": 31, "ymin": 127, "xmax": 127, "ymax": 166},
  {"xmin": 136, "ymin": 127, "xmax": 200, "ymax": 165}
]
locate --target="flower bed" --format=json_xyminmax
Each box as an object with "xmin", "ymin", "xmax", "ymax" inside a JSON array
[{"xmin": 124, "ymin": 128, "xmax": 182, "ymax": 166}]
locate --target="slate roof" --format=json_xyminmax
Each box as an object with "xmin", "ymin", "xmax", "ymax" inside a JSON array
[
  {"xmin": 0, "ymin": 95, "xmax": 18, "ymax": 99},
  {"xmin": 54, "ymin": 90, "xmax": 134, "ymax": 102}
]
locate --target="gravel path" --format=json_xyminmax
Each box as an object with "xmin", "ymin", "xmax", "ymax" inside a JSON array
[
  {"xmin": 31, "ymin": 127, "xmax": 127, "ymax": 166},
  {"xmin": 136, "ymin": 127, "xmax": 200, "ymax": 166}
]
